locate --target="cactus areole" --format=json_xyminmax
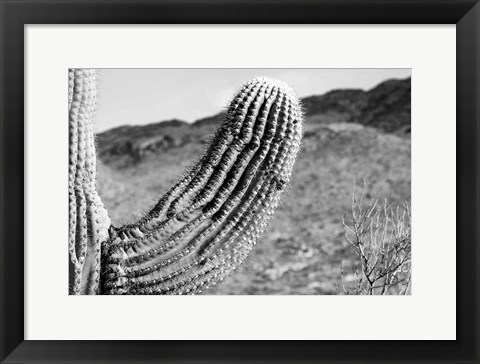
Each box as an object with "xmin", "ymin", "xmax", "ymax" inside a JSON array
[{"xmin": 68, "ymin": 69, "xmax": 304, "ymax": 295}]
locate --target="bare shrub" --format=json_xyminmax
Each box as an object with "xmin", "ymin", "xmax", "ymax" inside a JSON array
[{"xmin": 340, "ymin": 182, "xmax": 411, "ymax": 295}]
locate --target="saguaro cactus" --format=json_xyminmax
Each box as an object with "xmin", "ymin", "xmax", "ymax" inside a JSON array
[
  {"xmin": 68, "ymin": 69, "xmax": 303, "ymax": 295},
  {"xmin": 69, "ymin": 69, "xmax": 111, "ymax": 295}
]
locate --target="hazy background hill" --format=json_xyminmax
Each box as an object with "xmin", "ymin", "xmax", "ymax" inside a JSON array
[{"xmin": 96, "ymin": 77, "xmax": 411, "ymax": 295}]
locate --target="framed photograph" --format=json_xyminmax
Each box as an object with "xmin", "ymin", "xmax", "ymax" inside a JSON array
[{"xmin": 1, "ymin": 0, "xmax": 478, "ymax": 363}]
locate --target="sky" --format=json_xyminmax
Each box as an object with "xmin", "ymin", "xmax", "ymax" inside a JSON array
[{"xmin": 94, "ymin": 68, "xmax": 411, "ymax": 133}]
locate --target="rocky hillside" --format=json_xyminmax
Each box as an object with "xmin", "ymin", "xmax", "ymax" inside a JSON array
[
  {"xmin": 95, "ymin": 77, "xmax": 411, "ymax": 295},
  {"xmin": 302, "ymin": 77, "xmax": 411, "ymax": 132}
]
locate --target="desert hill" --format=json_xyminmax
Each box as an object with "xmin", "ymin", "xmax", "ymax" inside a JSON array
[{"xmin": 97, "ymin": 77, "xmax": 410, "ymax": 166}]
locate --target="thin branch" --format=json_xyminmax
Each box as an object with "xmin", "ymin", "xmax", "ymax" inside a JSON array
[{"xmin": 341, "ymin": 181, "xmax": 411, "ymax": 295}]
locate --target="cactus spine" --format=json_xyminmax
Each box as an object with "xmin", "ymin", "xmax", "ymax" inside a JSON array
[{"xmin": 68, "ymin": 69, "xmax": 303, "ymax": 295}]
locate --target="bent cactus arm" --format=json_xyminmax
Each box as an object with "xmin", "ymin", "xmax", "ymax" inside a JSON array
[{"xmin": 68, "ymin": 69, "xmax": 303, "ymax": 295}]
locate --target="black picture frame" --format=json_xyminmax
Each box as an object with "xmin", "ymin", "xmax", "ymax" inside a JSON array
[{"xmin": 1, "ymin": 1, "xmax": 478, "ymax": 363}]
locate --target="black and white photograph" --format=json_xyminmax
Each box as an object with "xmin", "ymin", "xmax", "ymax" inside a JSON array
[{"xmin": 68, "ymin": 68, "xmax": 411, "ymax": 296}]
